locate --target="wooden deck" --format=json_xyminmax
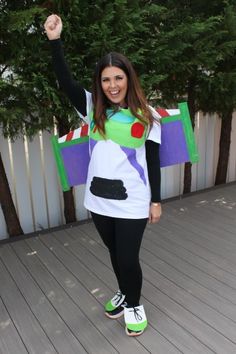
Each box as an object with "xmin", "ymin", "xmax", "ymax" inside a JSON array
[{"xmin": 1, "ymin": 183, "xmax": 236, "ymax": 354}]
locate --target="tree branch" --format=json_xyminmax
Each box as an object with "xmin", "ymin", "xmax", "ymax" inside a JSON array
[{"xmin": 0, "ymin": 65, "xmax": 9, "ymax": 76}]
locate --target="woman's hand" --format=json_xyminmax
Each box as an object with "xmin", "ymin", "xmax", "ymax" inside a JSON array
[
  {"xmin": 149, "ymin": 202, "xmax": 162, "ymax": 224},
  {"xmin": 44, "ymin": 14, "xmax": 62, "ymax": 40}
]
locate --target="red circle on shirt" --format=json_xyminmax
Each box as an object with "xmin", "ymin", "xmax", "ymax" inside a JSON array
[{"xmin": 131, "ymin": 122, "xmax": 145, "ymax": 138}]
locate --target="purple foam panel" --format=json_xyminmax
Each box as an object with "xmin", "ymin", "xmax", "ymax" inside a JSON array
[
  {"xmin": 160, "ymin": 120, "xmax": 189, "ymax": 167},
  {"xmin": 61, "ymin": 142, "xmax": 90, "ymax": 185}
]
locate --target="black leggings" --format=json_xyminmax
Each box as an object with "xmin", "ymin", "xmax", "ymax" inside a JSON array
[{"xmin": 91, "ymin": 212, "xmax": 147, "ymax": 307}]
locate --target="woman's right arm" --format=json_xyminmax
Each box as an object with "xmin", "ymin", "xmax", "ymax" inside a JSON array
[{"xmin": 44, "ymin": 15, "xmax": 88, "ymax": 117}]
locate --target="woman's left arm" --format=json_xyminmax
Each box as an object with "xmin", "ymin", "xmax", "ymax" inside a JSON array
[{"xmin": 145, "ymin": 140, "xmax": 162, "ymax": 223}]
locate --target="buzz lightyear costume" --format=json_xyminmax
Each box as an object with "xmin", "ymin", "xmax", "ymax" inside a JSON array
[{"xmin": 85, "ymin": 107, "xmax": 161, "ymax": 218}]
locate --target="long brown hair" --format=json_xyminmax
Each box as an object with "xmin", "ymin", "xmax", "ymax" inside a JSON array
[{"xmin": 92, "ymin": 52, "xmax": 153, "ymax": 135}]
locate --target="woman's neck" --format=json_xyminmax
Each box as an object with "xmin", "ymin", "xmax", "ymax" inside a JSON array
[{"xmin": 109, "ymin": 104, "xmax": 128, "ymax": 110}]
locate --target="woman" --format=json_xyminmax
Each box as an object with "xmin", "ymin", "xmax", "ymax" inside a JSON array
[{"xmin": 44, "ymin": 14, "xmax": 162, "ymax": 337}]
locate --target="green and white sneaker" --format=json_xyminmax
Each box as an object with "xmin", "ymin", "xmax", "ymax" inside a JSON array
[
  {"xmin": 124, "ymin": 305, "xmax": 148, "ymax": 336},
  {"xmin": 105, "ymin": 290, "xmax": 126, "ymax": 319}
]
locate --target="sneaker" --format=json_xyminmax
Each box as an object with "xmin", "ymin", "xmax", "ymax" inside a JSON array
[
  {"xmin": 104, "ymin": 290, "xmax": 126, "ymax": 319},
  {"xmin": 105, "ymin": 290, "xmax": 125, "ymax": 312},
  {"xmin": 124, "ymin": 305, "xmax": 148, "ymax": 337},
  {"xmin": 105, "ymin": 300, "xmax": 127, "ymax": 319}
]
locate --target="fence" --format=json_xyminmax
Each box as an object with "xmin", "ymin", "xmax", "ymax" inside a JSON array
[{"xmin": 1, "ymin": 112, "xmax": 236, "ymax": 240}]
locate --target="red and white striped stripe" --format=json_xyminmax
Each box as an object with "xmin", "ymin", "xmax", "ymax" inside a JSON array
[
  {"xmin": 58, "ymin": 124, "xmax": 89, "ymax": 143},
  {"xmin": 156, "ymin": 108, "xmax": 180, "ymax": 118},
  {"xmin": 149, "ymin": 105, "xmax": 180, "ymax": 121}
]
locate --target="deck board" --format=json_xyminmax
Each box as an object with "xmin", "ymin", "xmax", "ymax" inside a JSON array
[
  {"xmin": 146, "ymin": 227, "xmax": 236, "ymax": 290},
  {"xmin": 0, "ymin": 244, "xmax": 87, "ymax": 354},
  {"xmin": 1, "ymin": 183, "xmax": 236, "ymax": 353},
  {"xmin": 0, "ymin": 254, "xmax": 57, "ymax": 354},
  {"xmin": 0, "ymin": 297, "xmax": 28, "ymax": 354},
  {"xmin": 12, "ymin": 239, "xmax": 117, "ymax": 354}
]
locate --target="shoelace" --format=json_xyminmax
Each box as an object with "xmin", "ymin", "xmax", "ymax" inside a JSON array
[
  {"xmin": 114, "ymin": 291, "xmax": 123, "ymax": 306},
  {"xmin": 128, "ymin": 307, "xmax": 143, "ymax": 322}
]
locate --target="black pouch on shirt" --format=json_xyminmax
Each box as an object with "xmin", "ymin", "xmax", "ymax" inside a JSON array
[{"xmin": 90, "ymin": 177, "xmax": 128, "ymax": 200}]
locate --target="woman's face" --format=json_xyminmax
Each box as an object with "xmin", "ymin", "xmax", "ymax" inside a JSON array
[{"xmin": 101, "ymin": 66, "xmax": 128, "ymax": 107}]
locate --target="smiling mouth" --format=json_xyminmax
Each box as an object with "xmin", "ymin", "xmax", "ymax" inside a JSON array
[{"xmin": 109, "ymin": 91, "xmax": 120, "ymax": 96}]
